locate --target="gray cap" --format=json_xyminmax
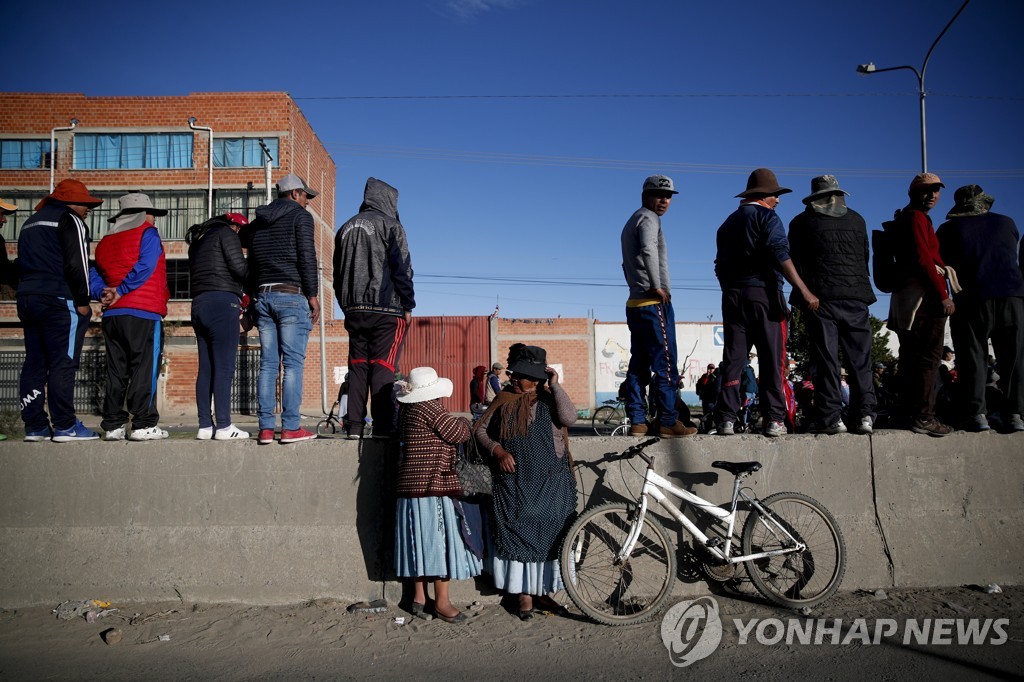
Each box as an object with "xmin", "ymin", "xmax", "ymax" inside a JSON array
[
  {"xmin": 276, "ymin": 173, "xmax": 319, "ymax": 198},
  {"xmin": 642, "ymin": 175, "xmax": 679, "ymax": 195}
]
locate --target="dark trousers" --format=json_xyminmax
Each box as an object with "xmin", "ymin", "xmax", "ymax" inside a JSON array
[
  {"xmin": 950, "ymin": 296, "xmax": 1024, "ymax": 416},
  {"xmin": 623, "ymin": 301, "xmax": 679, "ymax": 426},
  {"xmin": 101, "ymin": 315, "xmax": 162, "ymax": 431},
  {"xmin": 344, "ymin": 312, "xmax": 408, "ymax": 436},
  {"xmin": 17, "ymin": 294, "xmax": 89, "ymax": 431},
  {"xmin": 805, "ymin": 299, "xmax": 877, "ymax": 424},
  {"xmin": 895, "ymin": 301, "xmax": 946, "ymax": 421},
  {"xmin": 715, "ymin": 286, "xmax": 788, "ymax": 424},
  {"xmin": 192, "ymin": 292, "xmax": 242, "ymax": 429}
]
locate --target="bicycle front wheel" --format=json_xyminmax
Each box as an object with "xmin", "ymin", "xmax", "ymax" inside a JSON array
[
  {"xmin": 741, "ymin": 492, "xmax": 846, "ymax": 609},
  {"xmin": 591, "ymin": 405, "xmax": 626, "ymax": 436},
  {"xmin": 560, "ymin": 502, "xmax": 676, "ymax": 626}
]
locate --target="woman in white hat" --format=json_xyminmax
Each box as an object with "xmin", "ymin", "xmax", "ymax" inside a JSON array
[{"xmin": 394, "ymin": 367, "xmax": 482, "ymax": 624}]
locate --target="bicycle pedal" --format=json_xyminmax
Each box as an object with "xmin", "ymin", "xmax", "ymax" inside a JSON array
[{"xmin": 705, "ymin": 537, "xmax": 723, "ymax": 548}]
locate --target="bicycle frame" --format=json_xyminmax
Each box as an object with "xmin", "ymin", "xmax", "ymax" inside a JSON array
[{"xmin": 619, "ymin": 457, "xmax": 806, "ymax": 566}]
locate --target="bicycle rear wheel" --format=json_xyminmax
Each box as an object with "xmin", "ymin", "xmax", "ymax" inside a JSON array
[
  {"xmin": 741, "ymin": 492, "xmax": 846, "ymax": 609},
  {"xmin": 592, "ymin": 405, "xmax": 626, "ymax": 436},
  {"xmin": 560, "ymin": 502, "xmax": 676, "ymax": 626}
]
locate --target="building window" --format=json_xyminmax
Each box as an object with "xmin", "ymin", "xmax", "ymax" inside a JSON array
[
  {"xmin": 213, "ymin": 137, "xmax": 279, "ymax": 168},
  {"xmin": 166, "ymin": 259, "xmax": 191, "ymax": 300},
  {"xmin": 74, "ymin": 133, "xmax": 192, "ymax": 169},
  {"xmin": 1, "ymin": 139, "xmax": 53, "ymax": 169}
]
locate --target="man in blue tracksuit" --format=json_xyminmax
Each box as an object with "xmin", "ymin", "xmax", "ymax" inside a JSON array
[{"xmin": 16, "ymin": 180, "xmax": 104, "ymax": 442}]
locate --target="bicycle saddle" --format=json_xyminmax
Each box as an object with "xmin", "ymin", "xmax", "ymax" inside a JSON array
[{"xmin": 711, "ymin": 461, "xmax": 762, "ymax": 475}]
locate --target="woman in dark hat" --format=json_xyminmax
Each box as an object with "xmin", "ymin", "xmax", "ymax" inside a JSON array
[{"xmin": 474, "ymin": 345, "xmax": 577, "ymax": 621}]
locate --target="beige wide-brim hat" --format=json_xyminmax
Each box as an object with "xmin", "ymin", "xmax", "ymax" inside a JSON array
[
  {"xmin": 397, "ymin": 367, "xmax": 454, "ymax": 404},
  {"xmin": 108, "ymin": 192, "xmax": 168, "ymax": 233}
]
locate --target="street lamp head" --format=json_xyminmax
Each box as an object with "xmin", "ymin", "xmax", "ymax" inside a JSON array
[
  {"xmin": 70, "ymin": 118, "xmax": 79, "ymax": 126},
  {"xmin": 188, "ymin": 116, "xmax": 197, "ymax": 125},
  {"xmin": 856, "ymin": 62, "xmax": 876, "ymax": 74}
]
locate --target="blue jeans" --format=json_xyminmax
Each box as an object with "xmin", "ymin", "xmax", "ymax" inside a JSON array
[
  {"xmin": 254, "ymin": 292, "xmax": 312, "ymax": 431},
  {"xmin": 624, "ymin": 301, "xmax": 679, "ymax": 426},
  {"xmin": 192, "ymin": 291, "xmax": 242, "ymax": 429}
]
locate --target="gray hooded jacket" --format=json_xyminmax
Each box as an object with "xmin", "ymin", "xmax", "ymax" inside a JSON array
[{"xmin": 333, "ymin": 178, "xmax": 415, "ymax": 317}]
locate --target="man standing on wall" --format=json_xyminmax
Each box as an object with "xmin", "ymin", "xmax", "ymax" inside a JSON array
[
  {"xmin": 887, "ymin": 173, "xmax": 954, "ymax": 437},
  {"xmin": 619, "ymin": 175, "xmax": 696, "ymax": 438},
  {"xmin": 788, "ymin": 175, "xmax": 877, "ymax": 435},
  {"xmin": 244, "ymin": 173, "xmax": 321, "ymax": 445},
  {"xmin": 16, "ymin": 180, "xmax": 104, "ymax": 442},
  {"xmin": 333, "ymin": 177, "xmax": 415, "ymax": 440},
  {"xmin": 713, "ymin": 168, "xmax": 819, "ymax": 437},
  {"xmin": 91, "ymin": 193, "xmax": 171, "ymax": 441},
  {"xmin": 937, "ymin": 184, "xmax": 1024, "ymax": 432}
]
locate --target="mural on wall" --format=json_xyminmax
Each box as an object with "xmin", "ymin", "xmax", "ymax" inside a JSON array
[{"xmin": 595, "ymin": 322, "xmax": 724, "ymax": 405}]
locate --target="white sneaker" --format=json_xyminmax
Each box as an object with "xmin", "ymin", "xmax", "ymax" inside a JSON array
[
  {"xmin": 104, "ymin": 426, "xmax": 127, "ymax": 441},
  {"xmin": 129, "ymin": 426, "xmax": 170, "ymax": 441},
  {"xmin": 716, "ymin": 421, "xmax": 735, "ymax": 436},
  {"xmin": 764, "ymin": 421, "xmax": 787, "ymax": 437},
  {"xmin": 857, "ymin": 416, "xmax": 874, "ymax": 434},
  {"xmin": 214, "ymin": 424, "xmax": 250, "ymax": 440},
  {"xmin": 196, "ymin": 427, "xmax": 214, "ymax": 440}
]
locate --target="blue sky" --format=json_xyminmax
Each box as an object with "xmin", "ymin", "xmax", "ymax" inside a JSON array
[{"xmin": 8, "ymin": 0, "xmax": 1023, "ymax": 322}]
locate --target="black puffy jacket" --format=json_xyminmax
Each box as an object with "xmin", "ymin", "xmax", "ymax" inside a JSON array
[
  {"xmin": 788, "ymin": 208, "xmax": 876, "ymax": 306},
  {"xmin": 187, "ymin": 219, "xmax": 248, "ymax": 297}
]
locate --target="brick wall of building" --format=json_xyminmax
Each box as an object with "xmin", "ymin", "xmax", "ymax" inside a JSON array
[{"xmin": 1, "ymin": 91, "xmax": 338, "ymax": 417}]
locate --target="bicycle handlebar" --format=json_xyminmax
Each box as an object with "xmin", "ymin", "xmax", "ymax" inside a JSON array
[{"xmin": 606, "ymin": 437, "xmax": 661, "ymax": 464}]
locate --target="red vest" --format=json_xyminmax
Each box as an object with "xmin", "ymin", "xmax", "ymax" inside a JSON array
[{"xmin": 95, "ymin": 224, "xmax": 169, "ymax": 317}]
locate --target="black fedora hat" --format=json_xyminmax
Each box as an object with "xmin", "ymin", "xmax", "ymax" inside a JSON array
[
  {"xmin": 736, "ymin": 168, "xmax": 791, "ymax": 199},
  {"xmin": 508, "ymin": 345, "xmax": 548, "ymax": 381}
]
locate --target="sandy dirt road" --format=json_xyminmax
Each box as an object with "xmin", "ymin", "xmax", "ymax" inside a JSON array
[{"xmin": 1, "ymin": 585, "xmax": 1021, "ymax": 681}]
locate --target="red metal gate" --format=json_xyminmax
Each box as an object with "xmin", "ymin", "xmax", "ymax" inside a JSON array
[{"xmin": 399, "ymin": 316, "xmax": 491, "ymax": 412}]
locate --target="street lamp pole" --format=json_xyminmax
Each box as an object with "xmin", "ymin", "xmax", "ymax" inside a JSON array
[{"xmin": 856, "ymin": 0, "xmax": 971, "ymax": 173}]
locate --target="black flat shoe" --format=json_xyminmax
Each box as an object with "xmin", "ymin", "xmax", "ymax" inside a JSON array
[
  {"xmin": 534, "ymin": 597, "xmax": 569, "ymax": 617},
  {"xmin": 517, "ymin": 609, "xmax": 534, "ymax": 621},
  {"xmin": 409, "ymin": 602, "xmax": 428, "ymax": 619},
  {"xmin": 435, "ymin": 610, "xmax": 468, "ymax": 624}
]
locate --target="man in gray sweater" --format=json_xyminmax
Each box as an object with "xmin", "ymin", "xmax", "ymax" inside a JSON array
[{"xmin": 619, "ymin": 175, "xmax": 696, "ymax": 438}]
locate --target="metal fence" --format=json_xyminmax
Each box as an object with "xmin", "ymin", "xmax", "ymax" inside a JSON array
[{"xmin": 0, "ymin": 347, "xmax": 261, "ymax": 416}]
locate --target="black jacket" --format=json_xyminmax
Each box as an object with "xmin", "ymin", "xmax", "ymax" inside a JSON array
[
  {"xmin": 788, "ymin": 207, "xmax": 876, "ymax": 306},
  {"xmin": 16, "ymin": 202, "xmax": 92, "ymax": 306},
  {"xmin": 242, "ymin": 198, "xmax": 318, "ymax": 296},
  {"xmin": 188, "ymin": 219, "xmax": 247, "ymax": 297}
]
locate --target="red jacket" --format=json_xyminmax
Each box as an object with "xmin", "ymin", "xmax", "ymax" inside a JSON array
[{"xmin": 95, "ymin": 225, "xmax": 169, "ymax": 317}]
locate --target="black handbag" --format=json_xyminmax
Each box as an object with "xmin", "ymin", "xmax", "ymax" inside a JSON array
[{"xmin": 455, "ymin": 440, "xmax": 493, "ymax": 498}]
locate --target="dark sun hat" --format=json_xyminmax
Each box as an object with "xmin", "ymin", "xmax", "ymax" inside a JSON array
[
  {"xmin": 802, "ymin": 175, "xmax": 850, "ymax": 205},
  {"xmin": 736, "ymin": 168, "xmax": 791, "ymax": 199},
  {"xmin": 508, "ymin": 345, "xmax": 548, "ymax": 381}
]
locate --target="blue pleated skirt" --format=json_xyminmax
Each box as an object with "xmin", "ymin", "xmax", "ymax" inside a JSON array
[
  {"xmin": 490, "ymin": 556, "xmax": 564, "ymax": 596},
  {"xmin": 394, "ymin": 496, "xmax": 483, "ymax": 580}
]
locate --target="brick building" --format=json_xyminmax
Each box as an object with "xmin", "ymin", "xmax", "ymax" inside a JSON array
[{"xmin": 0, "ymin": 92, "xmax": 337, "ymax": 416}]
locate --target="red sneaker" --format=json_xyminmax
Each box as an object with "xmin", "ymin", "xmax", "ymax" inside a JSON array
[
  {"xmin": 280, "ymin": 427, "xmax": 317, "ymax": 444},
  {"xmin": 258, "ymin": 429, "xmax": 276, "ymax": 445}
]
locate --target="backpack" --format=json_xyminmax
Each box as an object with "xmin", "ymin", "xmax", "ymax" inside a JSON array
[{"xmin": 871, "ymin": 220, "xmax": 898, "ymax": 294}]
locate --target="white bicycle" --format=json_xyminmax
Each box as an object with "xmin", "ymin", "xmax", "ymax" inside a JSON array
[{"xmin": 561, "ymin": 438, "xmax": 846, "ymax": 625}]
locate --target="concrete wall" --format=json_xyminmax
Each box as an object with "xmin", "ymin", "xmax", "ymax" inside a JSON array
[{"xmin": 1, "ymin": 431, "xmax": 1021, "ymax": 608}]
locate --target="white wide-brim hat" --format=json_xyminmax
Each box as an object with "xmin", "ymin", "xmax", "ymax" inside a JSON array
[{"xmin": 397, "ymin": 366, "xmax": 454, "ymax": 404}]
